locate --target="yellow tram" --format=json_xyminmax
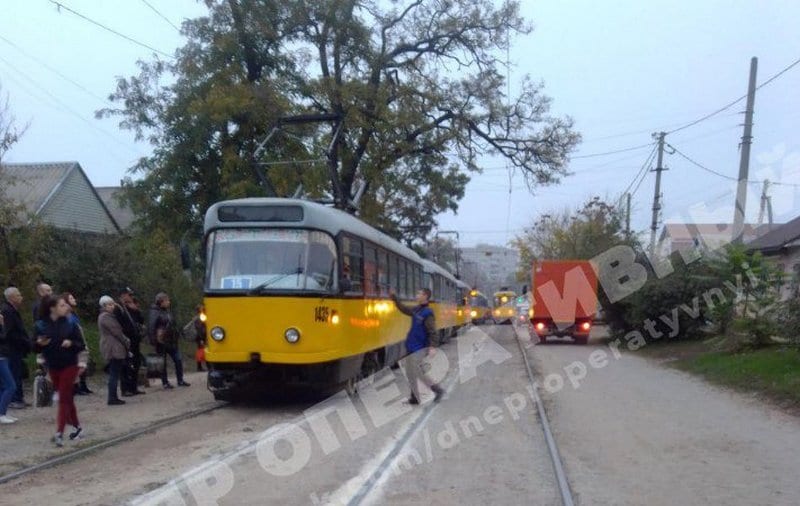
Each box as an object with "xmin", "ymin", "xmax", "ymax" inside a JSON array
[
  {"xmin": 492, "ymin": 289, "xmax": 517, "ymax": 324},
  {"xmin": 202, "ymin": 198, "xmax": 461, "ymax": 399}
]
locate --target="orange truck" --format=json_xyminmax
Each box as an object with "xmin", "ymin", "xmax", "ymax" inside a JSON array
[{"xmin": 529, "ymin": 260, "xmax": 598, "ymax": 344}]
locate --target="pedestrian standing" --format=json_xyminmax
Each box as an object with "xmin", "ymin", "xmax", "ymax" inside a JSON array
[
  {"xmin": 1, "ymin": 286, "xmax": 31, "ymax": 409},
  {"xmin": 35, "ymin": 295, "xmax": 86, "ymax": 446},
  {"xmin": 0, "ymin": 312, "xmax": 18, "ymax": 424},
  {"xmin": 148, "ymin": 293, "xmax": 189, "ymax": 389},
  {"xmin": 63, "ymin": 292, "xmax": 93, "ymax": 395},
  {"xmin": 31, "ymin": 282, "xmax": 53, "ymax": 323},
  {"xmin": 98, "ymin": 296, "xmax": 130, "ymax": 406},
  {"xmin": 390, "ymin": 288, "xmax": 444, "ymax": 405},
  {"xmin": 193, "ymin": 305, "xmax": 206, "ymax": 372},
  {"xmin": 116, "ymin": 288, "xmax": 145, "ymax": 396}
]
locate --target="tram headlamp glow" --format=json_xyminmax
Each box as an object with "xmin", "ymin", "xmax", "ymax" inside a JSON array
[
  {"xmin": 535, "ymin": 322, "xmax": 545, "ymax": 331},
  {"xmin": 581, "ymin": 322, "xmax": 592, "ymax": 331},
  {"xmin": 199, "ymin": 312, "xmax": 207, "ymax": 323},
  {"xmin": 331, "ymin": 312, "xmax": 340, "ymax": 325},
  {"xmin": 210, "ymin": 326, "xmax": 225, "ymax": 342},
  {"xmin": 284, "ymin": 327, "xmax": 301, "ymax": 343},
  {"xmin": 470, "ymin": 310, "xmax": 477, "ymax": 318}
]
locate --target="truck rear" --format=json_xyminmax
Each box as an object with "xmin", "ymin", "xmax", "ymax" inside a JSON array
[{"xmin": 530, "ymin": 260, "xmax": 598, "ymax": 344}]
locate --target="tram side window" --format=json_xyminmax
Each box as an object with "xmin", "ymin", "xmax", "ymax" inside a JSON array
[
  {"xmin": 364, "ymin": 245, "xmax": 378, "ymax": 297},
  {"xmin": 377, "ymin": 249, "xmax": 389, "ymax": 297},
  {"xmin": 399, "ymin": 260, "xmax": 408, "ymax": 299},
  {"xmin": 389, "ymin": 255, "xmax": 400, "ymax": 295},
  {"xmin": 341, "ymin": 236, "xmax": 363, "ymax": 294}
]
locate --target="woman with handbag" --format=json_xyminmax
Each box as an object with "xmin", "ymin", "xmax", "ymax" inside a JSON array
[
  {"xmin": 182, "ymin": 305, "xmax": 207, "ymax": 372},
  {"xmin": 35, "ymin": 295, "xmax": 86, "ymax": 446},
  {"xmin": 148, "ymin": 293, "xmax": 189, "ymax": 389}
]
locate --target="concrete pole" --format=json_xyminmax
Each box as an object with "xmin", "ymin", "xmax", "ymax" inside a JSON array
[
  {"xmin": 732, "ymin": 57, "xmax": 758, "ymax": 243},
  {"xmin": 649, "ymin": 132, "xmax": 666, "ymax": 256}
]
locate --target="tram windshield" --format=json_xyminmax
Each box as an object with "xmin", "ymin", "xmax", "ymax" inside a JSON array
[{"xmin": 206, "ymin": 228, "xmax": 337, "ymax": 292}]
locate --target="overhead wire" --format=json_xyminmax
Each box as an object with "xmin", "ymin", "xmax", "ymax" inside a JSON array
[
  {"xmin": 0, "ymin": 34, "xmax": 111, "ymax": 105},
  {"xmin": 667, "ymin": 54, "xmax": 800, "ymax": 135},
  {"xmin": 48, "ymin": 0, "xmax": 174, "ymax": 59},
  {"xmin": 668, "ymin": 143, "xmax": 800, "ymax": 187},
  {"xmin": 139, "ymin": 0, "xmax": 181, "ymax": 32}
]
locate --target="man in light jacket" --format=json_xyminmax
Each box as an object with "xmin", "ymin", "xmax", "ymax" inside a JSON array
[{"xmin": 98, "ymin": 296, "xmax": 130, "ymax": 406}]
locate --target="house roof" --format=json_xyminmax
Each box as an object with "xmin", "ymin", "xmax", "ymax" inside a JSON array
[
  {"xmin": 1, "ymin": 161, "xmax": 120, "ymax": 233},
  {"xmin": 95, "ymin": 186, "xmax": 136, "ymax": 231},
  {"xmin": 747, "ymin": 214, "xmax": 800, "ymax": 253},
  {"xmin": 660, "ymin": 223, "xmax": 772, "ymax": 241},
  {"xmin": 1, "ymin": 161, "xmax": 75, "ymax": 216}
]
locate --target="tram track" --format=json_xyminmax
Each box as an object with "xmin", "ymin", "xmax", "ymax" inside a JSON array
[
  {"xmin": 513, "ymin": 324, "xmax": 576, "ymax": 506},
  {"xmin": 0, "ymin": 401, "xmax": 227, "ymax": 486}
]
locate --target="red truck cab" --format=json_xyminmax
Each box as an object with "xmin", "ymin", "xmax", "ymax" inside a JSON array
[{"xmin": 529, "ymin": 260, "xmax": 598, "ymax": 345}]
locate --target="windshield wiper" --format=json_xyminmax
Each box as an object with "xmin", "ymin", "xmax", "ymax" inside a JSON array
[{"xmin": 248, "ymin": 267, "xmax": 304, "ymax": 295}]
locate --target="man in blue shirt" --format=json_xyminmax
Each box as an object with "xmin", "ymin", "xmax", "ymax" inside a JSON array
[{"xmin": 391, "ymin": 288, "xmax": 444, "ymax": 405}]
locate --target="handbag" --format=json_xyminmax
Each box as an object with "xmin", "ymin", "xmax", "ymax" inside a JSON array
[
  {"xmin": 33, "ymin": 370, "xmax": 54, "ymax": 407},
  {"xmin": 195, "ymin": 347, "xmax": 205, "ymax": 363},
  {"xmin": 145, "ymin": 353, "xmax": 165, "ymax": 378}
]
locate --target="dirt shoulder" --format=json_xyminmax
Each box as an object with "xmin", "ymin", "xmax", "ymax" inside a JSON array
[{"xmin": 0, "ymin": 370, "xmax": 217, "ymax": 477}]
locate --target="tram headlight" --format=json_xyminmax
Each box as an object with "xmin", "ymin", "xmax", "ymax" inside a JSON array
[
  {"xmin": 470, "ymin": 310, "xmax": 477, "ymax": 318},
  {"xmin": 331, "ymin": 311, "xmax": 340, "ymax": 325},
  {"xmin": 210, "ymin": 326, "xmax": 225, "ymax": 342},
  {"xmin": 284, "ymin": 327, "xmax": 301, "ymax": 343}
]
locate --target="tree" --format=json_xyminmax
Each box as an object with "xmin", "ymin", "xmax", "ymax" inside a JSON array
[
  {"xmin": 511, "ymin": 197, "xmax": 634, "ymax": 278},
  {"xmin": 101, "ymin": 0, "xmax": 580, "ymax": 244},
  {"xmin": 0, "ymin": 88, "xmax": 32, "ymax": 286}
]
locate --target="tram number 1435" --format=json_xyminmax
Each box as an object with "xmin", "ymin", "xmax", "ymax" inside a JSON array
[{"xmin": 314, "ymin": 306, "xmax": 331, "ymax": 323}]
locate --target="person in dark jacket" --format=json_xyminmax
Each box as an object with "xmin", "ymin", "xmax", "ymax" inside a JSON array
[
  {"xmin": 34, "ymin": 295, "xmax": 86, "ymax": 446},
  {"xmin": 116, "ymin": 288, "xmax": 145, "ymax": 396},
  {"xmin": 390, "ymin": 288, "xmax": 444, "ymax": 405},
  {"xmin": 0, "ymin": 312, "xmax": 18, "ymax": 423},
  {"xmin": 192, "ymin": 305, "xmax": 206, "ymax": 372},
  {"xmin": 148, "ymin": 292, "xmax": 189, "ymax": 389},
  {"xmin": 63, "ymin": 292, "xmax": 93, "ymax": 396},
  {"xmin": 98, "ymin": 296, "xmax": 130, "ymax": 405},
  {"xmin": 2, "ymin": 286, "xmax": 31, "ymax": 409}
]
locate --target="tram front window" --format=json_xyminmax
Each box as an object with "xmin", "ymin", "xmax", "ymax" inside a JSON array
[{"xmin": 207, "ymin": 229, "xmax": 337, "ymax": 292}]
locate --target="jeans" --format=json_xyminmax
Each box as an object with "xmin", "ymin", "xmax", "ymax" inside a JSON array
[
  {"xmin": 0, "ymin": 358, "xmax": 16, "ymax": 416},
  {"xmin": 8, "ymin": 352, "xmax": 25, "ymax": 403},
  {"xmin": 161, "ymin": 347, "xmax": 184, "ymax": 385},
  {"xmin": 50, "ymin": 365, "xmax": 80, "ymax": 433},
  {"xmin": 107, "ymin": 358, "xmax": 124, "ymax": 402}
]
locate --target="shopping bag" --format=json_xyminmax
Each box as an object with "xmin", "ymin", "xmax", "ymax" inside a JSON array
[
  {"xmin": 33, "ymin": 371, "xmax": 54, "ymax": 408},
  {"xmin": 195, "ymin": 347, "xmax": 205, "ymax": 363}
]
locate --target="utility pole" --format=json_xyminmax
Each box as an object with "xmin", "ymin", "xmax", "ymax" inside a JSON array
[
  {"xmin": 625, "ymin": 192, "xmax": 632, "ymax": 237},
  {"xmin": 757, "ymin": 179, "xmax": 773, "ymax": 228},
  {"xmin": 732, "ymin": 57, "xmax": 758, "ymax": 243},
  {"xmin": 649, "ymin": 132, "xmax": 667, "ymax": 256}
]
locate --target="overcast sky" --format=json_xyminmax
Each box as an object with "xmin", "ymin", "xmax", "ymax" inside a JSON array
[{"xmin": 2, "ymin": 0, "xmax": 798, "ymax": 247}]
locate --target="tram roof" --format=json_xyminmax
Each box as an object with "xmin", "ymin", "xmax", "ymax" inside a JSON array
[
  {"xmin": 204, "ymin": 198, "xmax": 422, "ymax": 263},
  {"xmin": 421, "ymin": 259, "xmax": 458, "ymax": 283}
]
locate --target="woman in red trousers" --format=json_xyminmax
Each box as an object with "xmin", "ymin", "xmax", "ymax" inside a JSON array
[{"xmin": 35, "ymin": 295, "xmax": 86, "ymax": 447}]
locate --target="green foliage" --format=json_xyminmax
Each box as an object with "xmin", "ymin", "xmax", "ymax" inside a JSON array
[
  {"xmin": 605, "ymin": 252, "xmax": 717, "ymax": 340},
  {"xmin": 512, "ymin": 197, "xmax": 635, "ymax": 278},
  {"xmin": 675, "ymin": 347, "xmax": 800, "ymax": 406},
  {"xmin": 773, "ymin": 298, "xmax": 800, "ymax": 345},
  {"xmin": 99, "ymin": 0, "xmax": 580, "ymax": 245},
  {"xmin": 3, "ymin": 227, "xmax": 200, "ymax": 326}
]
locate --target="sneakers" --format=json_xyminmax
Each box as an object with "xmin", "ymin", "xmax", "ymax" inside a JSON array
[
  {"xmin": 177, "ymin": 381, "xmax": 191, "ymax": 387},
  {"xmin": 407, "ymin": 395, "xmax": 420, "ymax": 405},
  {"xmin": 163, "ymin": 383, "xmax": 174, "ymax": 390},
  {"xmin": 69, "ymin": 427, "xmax": 83, "ymax": 440},
  {"xmin": 432, "ymin": 385, "xmax": 444, "ymax": 403},
  {"xmin": 108, "ymin": 399, "xmax": 126, "ymax": 406},
  {"xmin": 0, "ymin": 415, "xmax": 17, "ymax": 424},
  {"xmin": 53, "ymin": 433, "xmax": 64, "ymax": 447},
  {"xmin": 8, "ymin": 401, "xmax": 27, "ymax": 409}
]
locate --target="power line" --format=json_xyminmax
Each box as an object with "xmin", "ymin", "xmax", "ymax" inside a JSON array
[
  {"xmin": 668, "ymin": 143, "xmax": 800, "ymax": 187},
  {"xmin": 0, "ymin": 35, "xmax": 110, "ymax": 105},
  {"xmin": 667, "ymin": 54, "xmax": 800, "ymax": 135},
  {"xmin": 139, "ymin": 0, "xmax": 181, "ymax": 32},
  {"xmin": 48, "ymin": 0, "xmax": 174, "ymax": 59},
  {"xmin": 621, "ymin": 143, "xmax": 658, "ymax": 197},
  {"xmin": 570, "ymin": 142, "xmax": 654, "ymax": 160},
  {"xmin": 0, "ymin": 55, "xmax": 140, "ymax": 158}
]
